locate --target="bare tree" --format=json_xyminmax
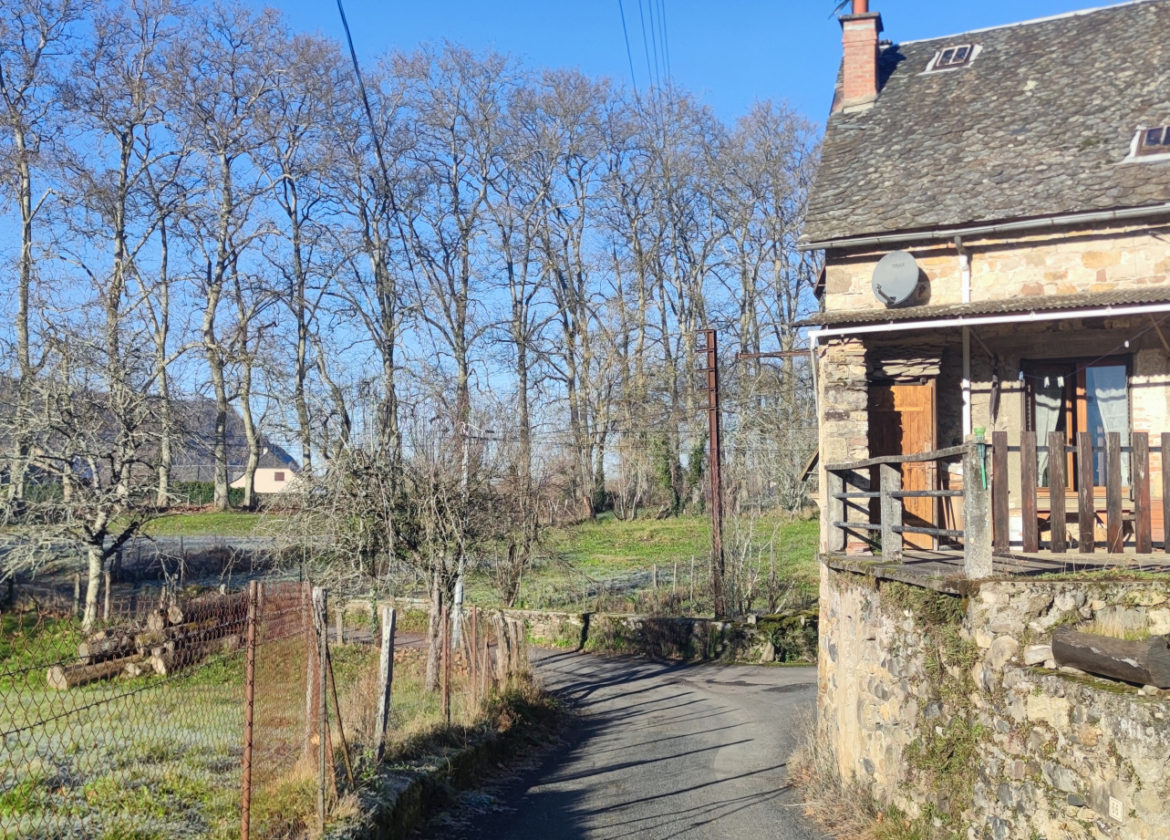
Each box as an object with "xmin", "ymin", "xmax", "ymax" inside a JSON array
[
  {"xmin": 165, "ymin": 2, "xmax": 277, "ymax": 509},
  {"xmin": 0, "ymin": 0, "xmax": 83, "ymax": 514}
]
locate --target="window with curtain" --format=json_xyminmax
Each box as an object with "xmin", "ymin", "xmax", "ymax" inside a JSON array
[{"xmin": 1023, "ymin": 358, "xmax": 1130, "ymax": 489}]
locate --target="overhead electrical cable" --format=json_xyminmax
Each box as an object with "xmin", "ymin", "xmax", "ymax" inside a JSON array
[
  {"xmin": 645, "ymin": 0, "xmax": 662, "ymax": 91},
  {"xmin": 636, "ymin": 0, "xmax": 657, "ymax": 91},
  {"xmin": 664, "ymin": 0, "xmax": 673, "ymax": 83},
  {"xmin": 617, "ymin": 0, "xmax": 640, "ymax": 95},
  {"xmin": 336, "ymin": 0, "xmax": 416, "ymax": 274}
]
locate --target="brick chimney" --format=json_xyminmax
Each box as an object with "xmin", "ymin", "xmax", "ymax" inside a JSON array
[{"xmin": 838, "ymin": 1, "xmax": 883, "ymax": 110}]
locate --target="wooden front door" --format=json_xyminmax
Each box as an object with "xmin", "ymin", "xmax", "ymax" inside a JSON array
[{"xmin": 869, "ymin": 381, "xmax": 936, "ymax": 549}]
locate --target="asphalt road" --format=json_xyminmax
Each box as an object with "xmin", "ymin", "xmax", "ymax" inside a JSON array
[{"xmin": 420, "ymin": 649, "xmax": 825, "ymax": 840}]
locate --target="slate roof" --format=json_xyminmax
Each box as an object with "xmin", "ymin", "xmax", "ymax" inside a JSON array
[
  {"xmin": 801, "ymin": 0, "xmax": 1170, "ymax": 247},
  {"xmin": 798, "ymin": 285, "xmax": 1170, "ymax": 327}
]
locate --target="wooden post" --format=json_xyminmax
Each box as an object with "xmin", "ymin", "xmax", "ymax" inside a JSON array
[
  {"xmin": 1049, "ymin": 432, "xmax": 1068, "ymax": 553},
  {"xmin": 469, "ymin": 605, "xmax": 479, "ymax": 707},
  {"xmin": 240, "ymin": 581, "xmax": 260, "ymax": 840},
  {"xmin": 312, "ymin": 587, "xmax": 328, "ymax": 832},
  {"xmin": 827, "ymin": 470, "xmax": 846, "ymax": 552},
  {"xmin": 440, "ymin": 605, "xmax": 450, "ymax": 725},
  {"xmin": 1106, "ymin": 432, "xmax": 1124, "ymax": 554},
  {"xmin": 73, "ymin": 573, "xmax": 81, "ymax": 618},
  {"xmin": 103, "ymin": 570, "xmax": 112, "ymax": 622},
  {"xmin": 335, "ymin": 604, "xmax": 343, "ymax": 645},
  {"xmin": 1134, "ymin": 432, "xmax": 1152, "ymax": 554},
  {"xmin": 303, "ymin": 582, "xmax": 319, "ymax": 763},
  {"xmin": 1162, "ymin": 434, "xmax": 1170, "ymax": 553},
  {"xmin": 962, "ymin": 441, "xmax": 992, "ymax": 578},
  {"xmin": 1077, "ymin": 432, "xmax": 1096, "ymax": 553},
  {"xmin": 1021, "ymin": 432, "xmax": 1039, "ymax": 554},
  {"xmin": 992, "ymin": 431, "xmax": 1009, "ymax": 552},
  {"xmin": 374, "ymin": 607, "xmax": 396, "ymax": 763},
  {"xmin": 879, "ymin": 463, "xmax": 902, "ymax": 563}
]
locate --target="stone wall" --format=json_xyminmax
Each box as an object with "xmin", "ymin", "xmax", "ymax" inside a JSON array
[
  {"xmin": 511, "ymin": 608, "xmax": 819, "ymax": 664},
  {"xmin": 818, "ymin": 563, "xmax": 1170, "ymax": 839},
  {"xmin": 822, "ymin": 223, "xmax": 1170, "ymax": 314}
]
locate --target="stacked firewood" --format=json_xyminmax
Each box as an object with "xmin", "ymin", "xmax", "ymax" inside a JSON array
[{"xmin": 46, "ymin": 590, "xmax": 249, "ymax": 690}]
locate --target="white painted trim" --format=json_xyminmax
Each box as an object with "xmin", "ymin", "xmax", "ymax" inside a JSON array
[{"xmin": 807, "ymin": 301, "xmax": 1170, "ymax": 344}]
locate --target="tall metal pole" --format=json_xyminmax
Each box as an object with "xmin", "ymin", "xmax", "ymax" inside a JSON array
[{"xmin": 702, "ymin": 328, "xmax": 726, "ymax": 618}]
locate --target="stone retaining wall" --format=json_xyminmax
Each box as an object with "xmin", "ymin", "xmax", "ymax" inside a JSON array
[
  {"xmin": 511, "ymin": 608, "xmax": 819, "ymax": 664},
  {"xmin": 819, "ymin": 562, "xmax": 1170, "ymax": 839}
]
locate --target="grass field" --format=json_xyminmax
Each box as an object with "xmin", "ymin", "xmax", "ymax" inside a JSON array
[
  {"xmin": 471, "ymin": 511, "xmax": 820, "ymax": 615},
  {"xmin": 0, "ymin": 605, "xmax": 499, "ymax": 840},
  {"xmin": 132, "ymin": 508, "xmax": 820, "ymax": 616},
  {"xmin": 140, "ymin": 510, "xmax": 281, "ymax": 538}
]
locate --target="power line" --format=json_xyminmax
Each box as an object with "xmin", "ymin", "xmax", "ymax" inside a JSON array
[
  {"xmin": 645, "ymin": 0, "xmax": 662, "ymax": 92},
  {"xmin": 636, "ymin": 0, "xmax": 657, "ymax": 92},
  {"xmin": 658, "ymin": 0, "xmax": 672, "ymax": 84},
  {"xmin": 617, "ymin": 0, "xmax": 639, "ymax": 96}
]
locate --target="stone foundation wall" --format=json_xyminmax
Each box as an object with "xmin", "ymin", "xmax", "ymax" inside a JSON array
[{"xmin": 819, "ymin": 563, "xmax": 1170, "ymax": 839}]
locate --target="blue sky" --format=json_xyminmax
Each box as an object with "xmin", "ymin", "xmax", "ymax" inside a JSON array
[{"xmin": 256, "ymin": 0, "xmax": 1111, "ymax": 125}]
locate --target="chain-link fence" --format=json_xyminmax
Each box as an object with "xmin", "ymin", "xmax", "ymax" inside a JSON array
[{"xmin": 0, "ymin": 579, "xmax": 529, "ymax": 839}]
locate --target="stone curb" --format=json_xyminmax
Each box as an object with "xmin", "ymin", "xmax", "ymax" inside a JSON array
[{"xmin": 324, "ymin": 716, "xmax": 542, "ymax": 840}]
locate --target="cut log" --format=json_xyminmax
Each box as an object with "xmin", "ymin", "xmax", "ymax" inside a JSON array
[
  {"xmin": 78, "ymin": 633, "xmax": 134, "ymax": 663},
  {"xmin": 123, "ymin": 658, "xmax": 152, "ymax": 678},
  {"xmin": 145, "ymin": 610, "xmax": 168, "ymax": 634},
  {"xmin": 1052, "ymin": 629, "xmax": 1170, "ymax": 688},
  {"xmin": 47, "ymin": 654, "xmax": 140, "ymax": 690}
]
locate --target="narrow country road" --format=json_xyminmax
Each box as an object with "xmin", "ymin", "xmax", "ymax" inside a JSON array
[{"xmin": 422, "ymin": 648, "xmax": 825, "ymax": 840}]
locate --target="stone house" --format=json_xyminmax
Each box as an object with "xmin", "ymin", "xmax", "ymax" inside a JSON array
[
  {"xmin": 803, "ymin": 0, "xmax": 1170, "ymax": 560},
  {"xmin": 802, "ymin": 3, "xmax": 1170, "ymax": 836}
]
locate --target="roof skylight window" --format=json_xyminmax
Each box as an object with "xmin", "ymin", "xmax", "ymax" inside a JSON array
[
  {"xmin": 926, "ymin": 44, "xmax": 976, "ymax": 72},
  {"xmin": 1137, "ymin": 126, "xmax": 1170, "ymax": 157}
]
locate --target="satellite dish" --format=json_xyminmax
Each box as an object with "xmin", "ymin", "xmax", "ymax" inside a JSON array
[{"xmin": 872, "ymin": 250, "xmax": 921, "ymax": 308}]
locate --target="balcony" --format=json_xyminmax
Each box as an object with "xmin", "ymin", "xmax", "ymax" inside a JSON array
[{"xmin": 824, "ymin": 432, "xmax": 1170, "ymax": 589}]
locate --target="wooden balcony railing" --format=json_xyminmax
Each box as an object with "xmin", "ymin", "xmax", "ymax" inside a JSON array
[
  {"xmin": 825, "ymin": 442, "xmax": 991, "ymax": 578},
  {"xmin": 827, "ymin": 431, "xmax": 1169, "ymax": 578},
  {"xmin": 992, "ymin": 430, "xmax": 1163, "ymax": 555}
]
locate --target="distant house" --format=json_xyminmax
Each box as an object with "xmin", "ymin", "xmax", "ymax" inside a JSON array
[
  {"xmin": 802, "ymin": 0, "xmax": 1170, "ymax": 560},
  {"xmin": 229, "ymin": 445, "xmax": 301, "ymax": 495}
]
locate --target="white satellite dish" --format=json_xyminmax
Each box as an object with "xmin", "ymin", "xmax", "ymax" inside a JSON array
[{"xmin": 871, "ymin": 250, "xmax": 921, "ymax": 308}]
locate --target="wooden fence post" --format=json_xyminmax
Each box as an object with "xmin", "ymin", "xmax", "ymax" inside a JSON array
[
  {"xmin": 827, "ymin": 470, "xmax": 846, "ymax": 552},
  {"xmin": 879, "ymin": 463, "xmax": 902, "ymax": 563},
  {"xmin": 1134, "ymin": 432, "xmax": 1152, "ymax": 554},
  {"xmin": 240, "ymin": 581, "xmax": 260, "ymax": 840},
  {"xmin": 311, "ymin": 587, "xmax": 329, "ymax": 833},
  {"xmin": 1078, "ymin": 432, "xmax": 1095, "ymax": 554},
  {"xmin": 1021, "ymin": 432, "xmax": 1039, "ymax": 553},
  {"xmin": 992, "ymin": 431, "xmax": 1009, "ymax": 552},
  {"xmin": 1106, "ymin": 432, "xmax": 1123, "ymax": 553},
  {"xmin": 1049, "ymin": 432, "xmax": 1067, "ymax": 553},
  {"xmin": 440, "ymin": 605, "xmax": 451, "ymax": 725},
  {"xmin": 963, "ymin": 441, "xmax": 992, "ymax": 578},
  {"xmin": 374, "ymin": 607, "xmax": 396, "ymax": 762}
]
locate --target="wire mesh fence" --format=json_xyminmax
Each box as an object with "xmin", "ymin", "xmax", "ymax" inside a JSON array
[{"xmin": 0, "ymin": 578, "xmax": 530, "ymax": 839}]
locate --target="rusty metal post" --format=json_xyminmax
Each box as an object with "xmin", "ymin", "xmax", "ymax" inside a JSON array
[
  {"xmin": 240, "ymin": 580, "xmax": 260, "ymax": 840},
  {"xmin": 701, "ymin": 328, "xmax": 727, "ymax": 618}
]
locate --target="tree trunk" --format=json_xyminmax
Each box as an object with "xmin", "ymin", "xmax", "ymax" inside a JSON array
[{"xmin": 82, "ymin": 543, "xmax": 105, "ymax": 633}]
